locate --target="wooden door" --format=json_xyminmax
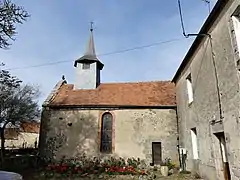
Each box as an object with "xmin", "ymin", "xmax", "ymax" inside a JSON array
[
  {"xmin": 152, "ymin": 142, "xmax": 162, "ymax": 165},
  {"xmin": 215, "ymin": 132, "xmax": 231, "ymax": 180}
]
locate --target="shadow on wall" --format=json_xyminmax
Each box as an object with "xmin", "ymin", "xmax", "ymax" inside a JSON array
[
  {"xmin": 132, "ymin": 110, "xmax": 178, "ymax": 164},
  {"xmin": 40, "ymin": 110, "xmax": 98, "ymax": 162}
]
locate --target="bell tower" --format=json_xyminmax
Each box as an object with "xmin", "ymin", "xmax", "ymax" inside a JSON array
[{"xmin": 74, "ymin": 23, "xmax": 104, "ymax": 89}]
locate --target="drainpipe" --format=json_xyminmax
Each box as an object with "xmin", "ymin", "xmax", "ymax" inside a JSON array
[
  {"xmin": 209, "ymin": 37, "xmax": 224, "ymax": 122},
  {"xmin": 175, "ymin": 107, "xmax": 182, "ymax": 169}
]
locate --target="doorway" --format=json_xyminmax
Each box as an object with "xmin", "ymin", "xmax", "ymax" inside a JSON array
[
  {"xmin": 152, "ymin": 142, "xmax": 162, "ymax": 165},
  {"xmin": 215, "ymin": 132, "xmax": 231, "ymax": 180}
]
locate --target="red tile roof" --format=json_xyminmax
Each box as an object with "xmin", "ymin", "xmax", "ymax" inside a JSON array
[
  {"xmin": 20, "ymin": 122, "xmax": 40, "ymax": 133},
  {"xmin": 49, "ymin": 81, "xmax": 176, "ymax": 107},
  {"xmin": 4, "ymin": 122, "xmax": 40, "ymax": 139},
  {"xmin": 5, "ymin": 128, "xmax": 19, "ymax": 140}
]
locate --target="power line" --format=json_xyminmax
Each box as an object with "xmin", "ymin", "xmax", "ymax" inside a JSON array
[
  {"xmin": 178, "ymin": 0, "xmax": 211, "ymax": 38},
  {"xmin": 5, "ymin": 37, "xmax": 186, "ymax": 71}
]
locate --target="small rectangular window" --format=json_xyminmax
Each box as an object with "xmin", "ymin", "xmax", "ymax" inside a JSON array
[
  {"xmin": 186, "ymin": 74, "xmax": 193, "ymax": 104},
  {"xmin": 191, "ymin": 128, "xmax": 199, "ymax": 159},
  {"xmin": 82, "ymin": 63, "xmax": 90, "ymax": 69},
  {"xmin": 232, "ymin": 15, "xmax": 240, "ymax": 50}
]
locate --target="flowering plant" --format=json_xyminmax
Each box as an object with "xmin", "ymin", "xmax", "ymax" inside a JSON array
[
  {"xmin": 160, "ymin": 158, "xmax": 175, "ymax": 170},
  {"xmin": 44, "ymin": 155, "xmax": 146, "ymax": 178}
]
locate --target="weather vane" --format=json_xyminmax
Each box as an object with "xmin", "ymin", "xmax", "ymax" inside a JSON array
[{"xmin": 90, "ymin": 22, "xmax": 94, "ymax": 32}]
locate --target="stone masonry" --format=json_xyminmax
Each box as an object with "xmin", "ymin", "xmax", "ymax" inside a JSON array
[
  {"xmin": 40, "ymin": 108, "xmax": 178, "ymax": 165},
  {"xmin": 174, "ymin": 0, "xmax": 240, "ymax": 179}
]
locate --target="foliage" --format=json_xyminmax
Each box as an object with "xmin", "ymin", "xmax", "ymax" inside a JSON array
[
  {"xmin": 192, "ymin": 172, "xmax": 202, "ymax": 179},
  {"xmin": 44, "ymin": 155, "xmax": 147, "ymax": 178},
  {"xmin": 160, "ymin": 158, "xmax": 176, "ymax": 170},
  {"xmin": 0, "ymin": 0, "xmax": 29, "ymax": 49},
  {"xmin": 0, "ymin": 63, "xmax": 40, "ymax": 161}
]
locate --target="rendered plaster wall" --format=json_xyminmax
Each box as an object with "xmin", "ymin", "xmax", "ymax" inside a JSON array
[
  {"xmin": 74, "ymin": 62, "xmax": 98, "ymax": 89},
  {"xmin": 113, "ymin": 109, "xmax": 178, "ymax": 164},
  {"xmin": 2, "ymin": 133, "xmax": 39, "ymax": 149},
  {"xmin": 39, "ymin": 108, "xmax": 178, "ymax": 164},
  {"xmin": 175, "ymin": 0, "xmax": 240, "ymax": 179}
]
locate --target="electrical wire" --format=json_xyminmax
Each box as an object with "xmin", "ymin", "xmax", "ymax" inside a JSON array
[
  {"xmin": 201, "ymin": 0, "xmax": 211, "ymax": 14},
  {"xmin": 5, "ymin": 37, "xmax": 185, "ymax": 71},
  {"xmin": 178, "ymin": 0, "xmax": 187, "ymax": 37}
]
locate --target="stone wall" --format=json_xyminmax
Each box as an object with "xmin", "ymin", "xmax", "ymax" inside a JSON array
[
  {"xmin": 2, "ymin": 132, "xmax": 39, "ymax": 149},
  {"xmin": 175, "ymin": 0, "xmax": 240, "ymax": 179},
  {"xmin": 39, "ymin": 108, "xmax": 178, "ymax": 165}
]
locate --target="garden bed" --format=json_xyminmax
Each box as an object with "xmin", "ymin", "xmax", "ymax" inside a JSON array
[{"xmin": 2, "ymin": 154, "xmax": 202, "ymax": 180}]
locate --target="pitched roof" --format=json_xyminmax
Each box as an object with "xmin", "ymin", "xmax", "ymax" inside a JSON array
[
  {"xmin": 49, "ymin": 81, "xmax": 176, "ymax": 108},
  {"xmin": 20, "ymin": 122, "xmax": 40, "ymax": 133},
  {"xmin": 5, "ymin": 128, "xmax": 19, "ymax": 140},
  {"xmin": 4, "ymin": 122, "xmax": 40, "ymax": 139}
]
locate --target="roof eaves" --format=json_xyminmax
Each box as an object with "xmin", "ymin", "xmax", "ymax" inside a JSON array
[
  {"xmin": 47, "ymin": 104, "xmax": 177, "ymax": 110},
  {"xmin": 172, "ymin": 0, "xmax": 229, "ymax": 83},
  {"xmin": 42, "ymin": 80, "xmax": 67, "ymax": 107}
]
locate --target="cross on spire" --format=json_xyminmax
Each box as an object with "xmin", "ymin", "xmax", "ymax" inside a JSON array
[
  {"xmin": 84, "ymin": 22, "xmax": 96, "ymax": 56},
  {"xmin": 90, "ymin": 22, "xmax": 94, "ymax": 32}
]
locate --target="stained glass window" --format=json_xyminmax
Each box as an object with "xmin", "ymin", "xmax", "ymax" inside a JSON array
[{"xmin": 100, "ymin": 113, "xmax": 113, "ymax": 153}]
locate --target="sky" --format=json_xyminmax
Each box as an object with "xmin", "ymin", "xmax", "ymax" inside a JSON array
[{"xmin": 1, "ymin": 0, "xmax": 217, "ymax": 104}]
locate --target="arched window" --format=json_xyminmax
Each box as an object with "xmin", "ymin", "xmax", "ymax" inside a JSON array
[{"xmin": 100, "ymin": 112, "xmax": 113, "ymax": 153}]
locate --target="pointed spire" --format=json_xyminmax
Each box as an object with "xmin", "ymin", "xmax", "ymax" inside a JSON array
[
  {"xmin": 74, "ymin": 22, "xmax": 104, "ymax": 70},
  {"xmin": 84, "ymin": 22, "xmax": 96, "ymax": 57}
]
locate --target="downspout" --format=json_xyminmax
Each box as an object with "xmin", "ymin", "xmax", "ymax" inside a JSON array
[
  {"xmin": 178, "ymin": 0, "xmax": 223, "ymax": 122},
  {"xmin": 209, "ymin": 36, "xmax": 224, "ymax": 122},
  {"xmin": 175, "ymin": 107, "xmax": 182, "ymax": 170}
]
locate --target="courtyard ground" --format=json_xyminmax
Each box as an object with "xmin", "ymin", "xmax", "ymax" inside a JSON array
[{"xmin": 20, "ymin": 170, "xmax": 199, "ymax": 180}]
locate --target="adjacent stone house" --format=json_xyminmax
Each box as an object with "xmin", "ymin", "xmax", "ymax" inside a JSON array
[
  {"xmin": 173, "ymin": 0, "xmax": 240, "ymax": 179},
  {"xmin": 40, "ymin": 28, "xmax": 178, "ymax": 165},
  {"xmin": 3, "ymin": 121, "xmax": 40, "ymax": 149}
]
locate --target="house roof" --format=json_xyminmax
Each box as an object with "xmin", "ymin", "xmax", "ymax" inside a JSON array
[
  {"xmin": 20, "ymin": 122, "xmax": 40, "ymax": 133},
  {"xmin": 172, "ymin": 0, "xmax": 229, "ymax": 82},
  {"xmin": 5, "ymin": 128, "xmax": 19, "ymax": 140},
  {"xmin": 49, "ymin": 81, "xmax": 176, "ymax": 108},
  {"xmin": 4, "ymin": 122, "xmax": 40, "ymax": 140}
]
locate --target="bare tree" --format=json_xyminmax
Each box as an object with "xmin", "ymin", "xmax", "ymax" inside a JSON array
[
  {"xmin": 0, "ymin": 0, "xmax": 29, "ymax": 49},
  {"xmin": 0, "ymin": 64, "xmax": 40, "ymax": 162}
]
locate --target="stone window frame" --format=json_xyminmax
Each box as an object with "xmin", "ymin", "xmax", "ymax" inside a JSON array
[
  {"xmin": 228, "ymin": 6, "xmax": 240, "ymax": 72},
  {"xmin": 98, "ymin": 111, "xmax": 115, "ymax": 154}
]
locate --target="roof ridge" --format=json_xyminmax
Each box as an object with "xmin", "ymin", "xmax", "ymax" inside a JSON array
[
  {"xmin": 64, "ymin": 80, "xmax": 173, "ymax": 87},
  {"xmin": 101, "ymin": 80, "xmax": 172, "ymax": 84}
]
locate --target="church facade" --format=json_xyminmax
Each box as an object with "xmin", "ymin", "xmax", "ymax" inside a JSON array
[
  {"xmin": 40, "ymin": 0, "xmax": 240, "ymax": 179},
  {"xmin": 39, "ymin": 27, "xmax": 178, "ymax": 165}
]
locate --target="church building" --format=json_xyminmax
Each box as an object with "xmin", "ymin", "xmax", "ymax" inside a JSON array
[{"xmin": 39, "ymin": 27, "xmax": 178, "ymax": 165}]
